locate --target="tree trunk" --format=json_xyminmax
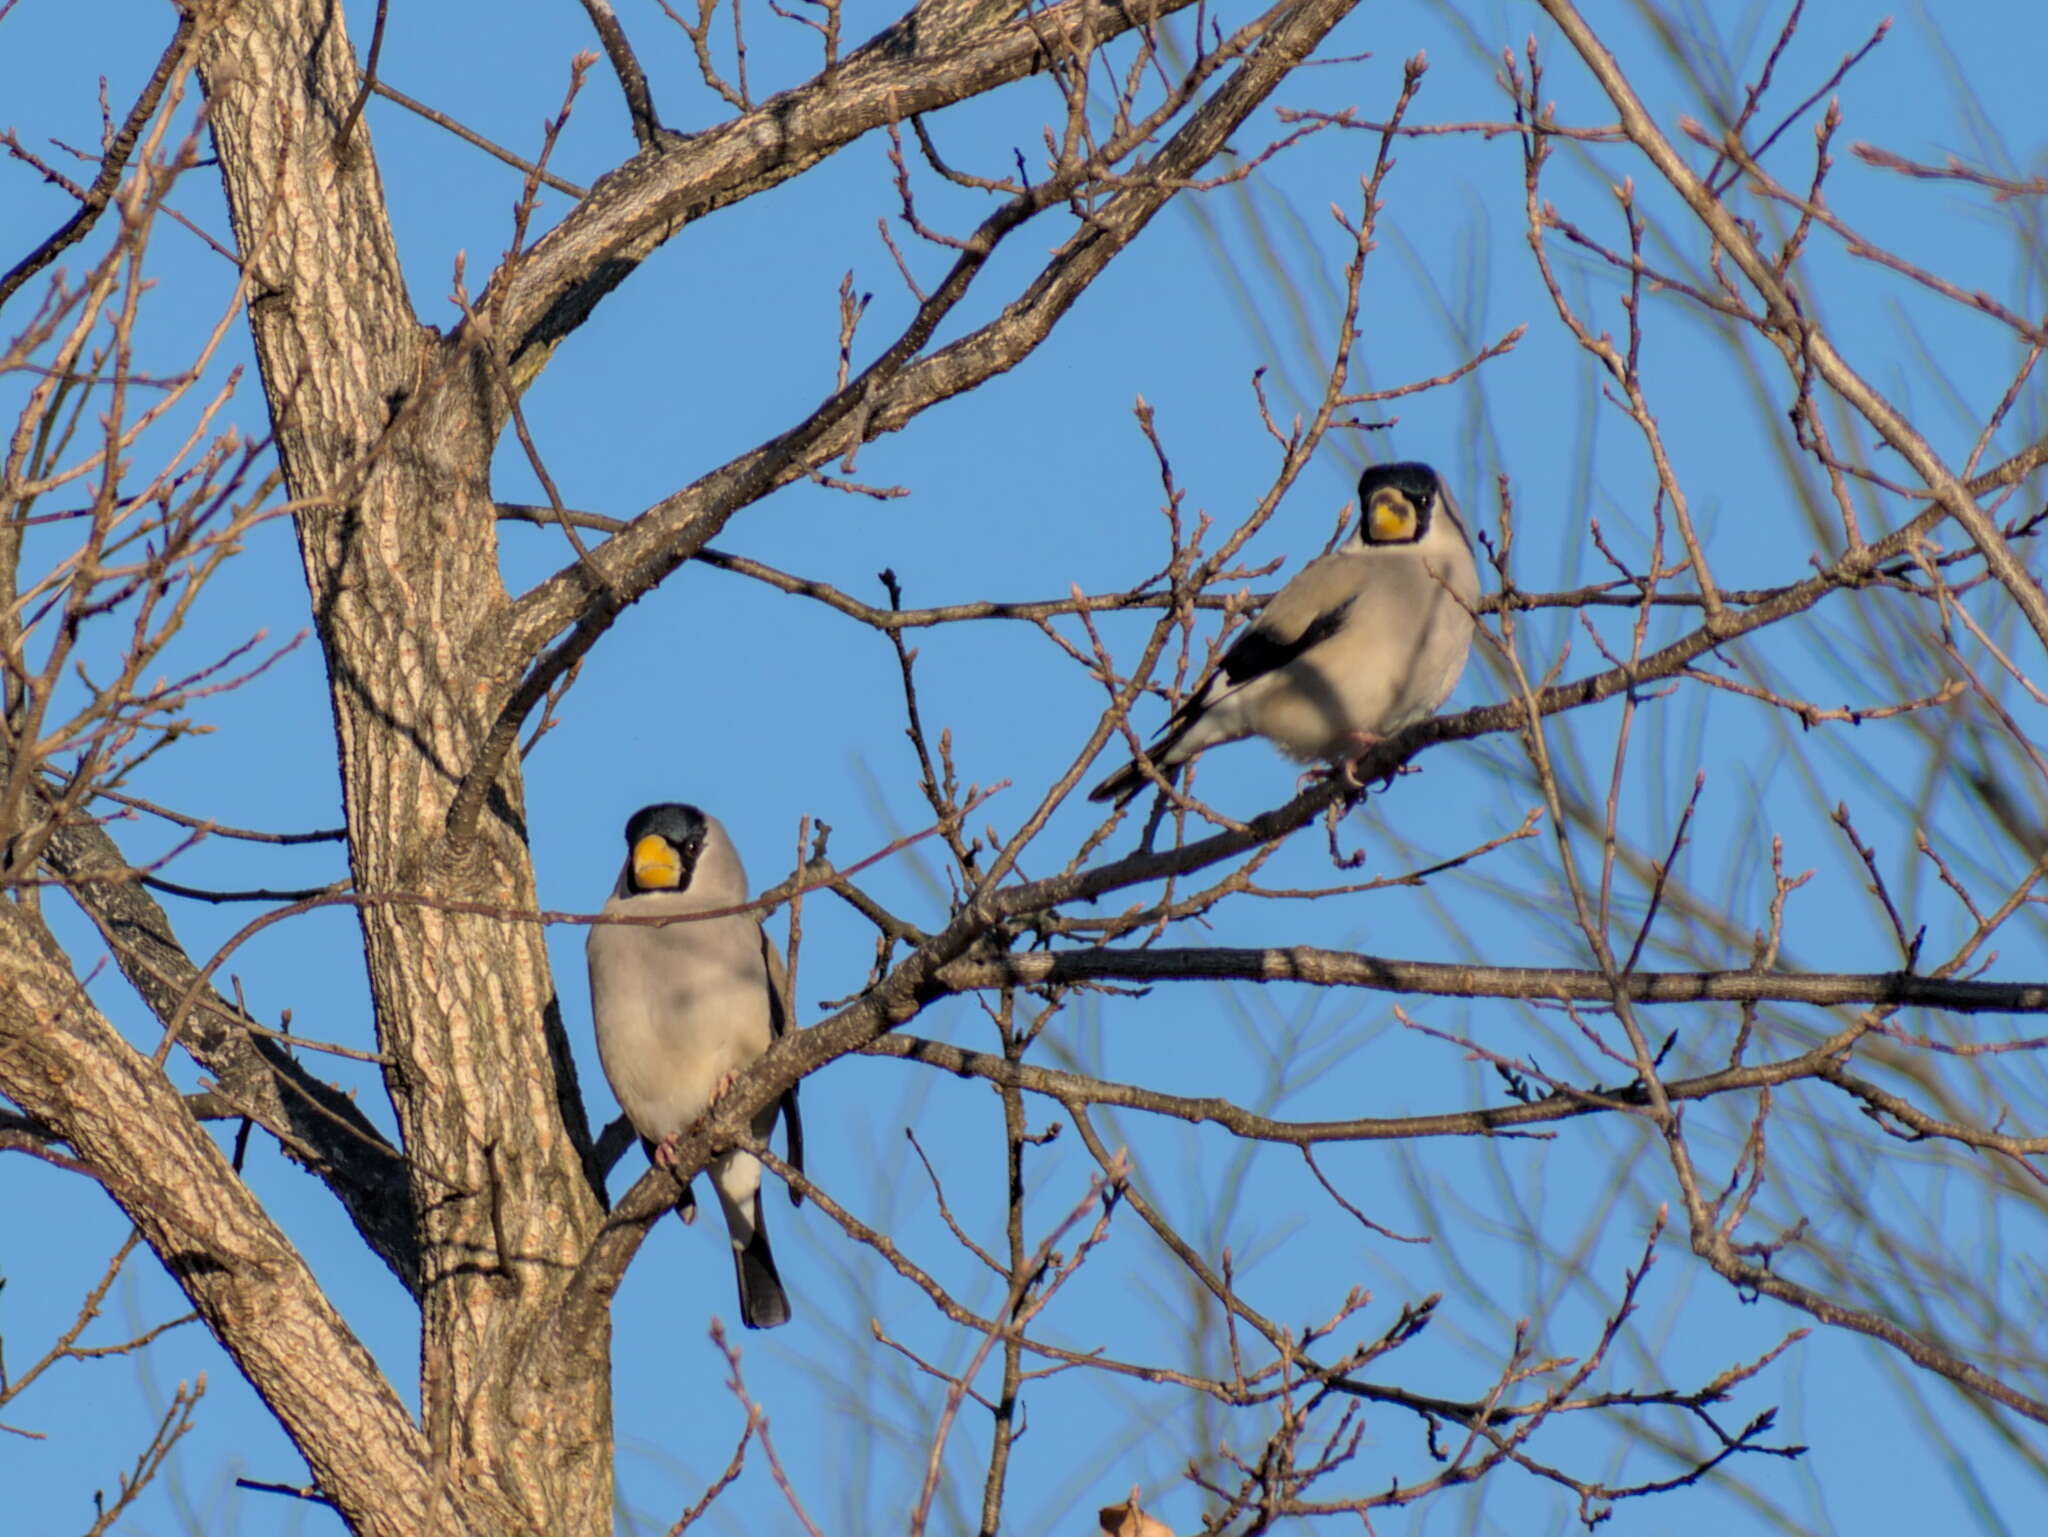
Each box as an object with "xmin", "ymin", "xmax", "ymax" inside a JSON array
[{"xmin": 195, "ymin": 1, "xmax": 610, "ymax": 1527}]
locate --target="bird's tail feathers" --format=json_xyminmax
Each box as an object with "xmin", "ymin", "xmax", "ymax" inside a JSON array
[
  {"xmin": 732, "ymin": 1195, "xmax": 791, "ymax": 1329},
  {"xmin": 1087, "ymin": 717, "xmax": 1196, "ymax": 807}
]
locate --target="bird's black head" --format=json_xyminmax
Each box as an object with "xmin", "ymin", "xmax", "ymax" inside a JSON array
[
  {"xmin": 1355, "ymin": 461, "xmax": 1445, "ymax": 546},
  {"xmin": 621, "ymin": 802, "xmax": 709, "ymax": 893}
]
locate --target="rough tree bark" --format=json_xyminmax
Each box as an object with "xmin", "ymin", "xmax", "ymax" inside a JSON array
[{"xmin": 192, "ymin": 0, "xmax": 612, "ymax": 1524}]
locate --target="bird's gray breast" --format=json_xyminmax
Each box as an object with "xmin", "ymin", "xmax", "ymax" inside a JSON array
[{"xmin": 587, "ymin": 911, "xmax": 773, "ymax": 1141}]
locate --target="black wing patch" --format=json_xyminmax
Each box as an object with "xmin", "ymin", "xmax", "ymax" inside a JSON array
[
  {"xmin": 1216, "ymin": 597, "xmax": 1354, "ymax": 688},
  {"xmin": 1088, "ymin": 593, "xmax": 1357, "ymax": 806}
]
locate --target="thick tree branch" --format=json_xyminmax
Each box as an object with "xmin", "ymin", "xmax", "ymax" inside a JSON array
[
  {"xmin": 478, "ymin": 0, "xmax": 1214, "ymax": 388},
  {"xmin": 930, "ymin": 946, "xmax": 2048, "ymax": 1014},
  {"xmin": 0, "ymin": 902, "xmax": 512, "ymax": 1537},
  {"xmin": 40, "ymin": 813, "xmax": 421, "ymax": 1294}
]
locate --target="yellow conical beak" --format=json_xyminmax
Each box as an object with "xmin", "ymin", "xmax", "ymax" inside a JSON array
[
  {"xmin": 631, "ymin": 834, "xmax": 684, "ymax": 889},
  {"xmin": 1367, "ymin": 489, "xmax": 1418, "ymax": 544}
]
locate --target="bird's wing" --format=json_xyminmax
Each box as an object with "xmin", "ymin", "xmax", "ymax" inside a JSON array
[
  {"xmin": 762, "ymin": 927, "xmax": 805, "ymax": 1202},
  {"xmin": 1201, "ymin": 555, "xmax": 1362, "ymax": 699},
  {"xmin": 1091, "ymin": 555, "xmax": 1373, "ymax": 803}
]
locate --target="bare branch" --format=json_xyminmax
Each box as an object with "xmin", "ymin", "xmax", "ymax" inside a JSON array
[
  {"xmin": 0, "ymin": 14, "xmax": 196, "ymax": 309},
  {"xmin": 579, "ymin": 0, "xmax": 662, "ymax": 146}
]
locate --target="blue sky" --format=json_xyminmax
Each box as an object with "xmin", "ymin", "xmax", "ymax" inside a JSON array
[{"xmin": 4, "ymin": 0, "xmax": 2046, "ymax": 1532}]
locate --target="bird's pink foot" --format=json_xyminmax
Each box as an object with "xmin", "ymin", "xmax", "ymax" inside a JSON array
[
  {"xmin": 1304, "ymin": 730, "xmax": 1384, "ymax": 791},
  {"xmin": 651, "ymin": 1135, "xmax": 699, "ymax": 1222},
  {"xmin": 708, "ymin": 1069, "xmax": 740, "ymax": 1105}
]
